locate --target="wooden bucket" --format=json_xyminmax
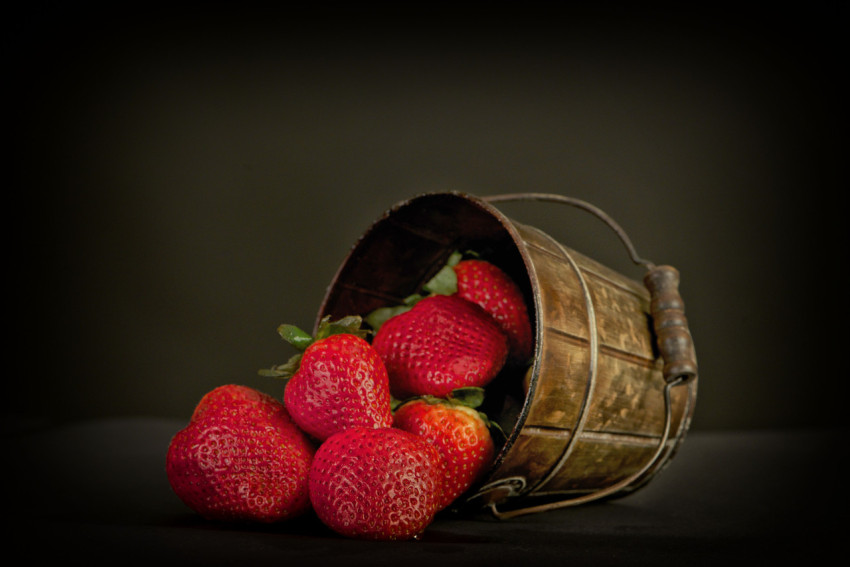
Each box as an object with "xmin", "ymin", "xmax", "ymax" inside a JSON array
[{"xmin": 317, "ymin": 192, "xmax": 698, "ymax": 518}]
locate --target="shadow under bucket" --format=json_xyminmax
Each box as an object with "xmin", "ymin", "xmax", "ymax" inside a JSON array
[{"xmin": 317, "ymin": 192, "xmax": 698, "ymax": 519}]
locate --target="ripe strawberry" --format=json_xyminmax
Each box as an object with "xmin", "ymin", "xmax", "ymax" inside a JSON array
[
  {"xmin": 308, "ymin": 426, "xmax": 444, "ymax": 541},
  {"xmin": 365, "ymin": 252, "xmax": 533, "ymax": 368},
  {"xmin": 393, "ymin": 388, "xmax": 496, "ymax": 510},
  {"xmin": 371, "ymin": 294, "xmax": 509, "ymax": 399},
  {"xmin": 166, "ymin": 384, "xmax": 315, "ymax": 523},
  {"xmin": 261, "ymin": 316, "xmax": 393, "ymax": 442},
  {"xmin": 453, "ymin": 258, "xmax": 534, "ymax": 365}
]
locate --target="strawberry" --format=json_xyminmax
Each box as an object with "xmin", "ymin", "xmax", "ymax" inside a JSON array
[
  {"xmin": 261, "ymin": 316, "xmax": 393, "ymax": 442},
  {"xmin": 308, "ymin": 426, "xmax": 444, "ymax": 541},
  {"xmin": 371, "ymin": 294, "xmax": 509, "ymax": 399},
  {"xmin": 393, "ymin": 387, "xmax": 496, "ymax": 510},
  {"xmin": 365, "ymin": 251, "xmax": 533, "ymax": 368},
  {"xmin": 166, "ymin": 384, "xmax": 315, "ymax": 523},
  {"xmin": 453, "ymin": 258, "xmax": 534, "ymax": 365}
]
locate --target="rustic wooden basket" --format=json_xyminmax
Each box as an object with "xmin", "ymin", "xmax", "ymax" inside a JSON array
[{"xmin": 317, "ymin": 192, "xmax": 698, "ymax": 519}]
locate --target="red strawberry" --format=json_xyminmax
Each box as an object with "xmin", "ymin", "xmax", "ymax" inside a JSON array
[
  {"xmin": 365, "ymin": 252, "xmax": 533, "ymax": 368},
  {"xmin": 371, "ymin": 294, "xmax": 509, "ymax": 399},
  {"xmin": 262, "ymin": 316, "xmax": 393, "ymax": 442},
  {"xmin": 453, "ymin": 258, "xmax": 534, "ymax": 365},
  {"xmin": 166, "ymin": 384, "xmax": 315, "ymax": 523},
  {"xmin": 308, "ymin": 426, "xmax": 444, "ymax": 541},
  {"xmin": 393, "ymin": 388, "xmax": 496, "ymax": 510}
]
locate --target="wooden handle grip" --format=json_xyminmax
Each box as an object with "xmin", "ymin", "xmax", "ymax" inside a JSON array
[{"xmin": 644, "ymin": 265, "xmax": 698, "ymax": 384}]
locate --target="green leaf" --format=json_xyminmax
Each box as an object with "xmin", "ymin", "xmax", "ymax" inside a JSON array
[
  {"xmin": 268, "ymin": 315, "xmax": 368, "ymax": 383},
  {"xmin": 447, "ymin": 250, "xmax": 464, "ymax": 266},
  {"xmin": 316, "ymin": 315, "xmax": 369, "ymax": 340},
  {"xmin": 365, "ymin": 304, "xmax": 413, "ymax": 331},
  {"xmin": 389, "ymin": 395, "xmax": 406, "ymax": 412},
  {"xmin": 447, "ymin": 386, "xmax": 486, "ymax": 409},
  {"xmin": 422, "ymin": 250, "xmax": 464, "ymax": 296},
  {"xmin": 422, "ymin": 264, "xmax": 458, "ymax": 296},
  {"xmin": 277, "ymin": 324, "xmax": 315, "ymax": 351},
  {"xmin": 486, "ymin": 417, "xmax": 506, "ymax": 441},
  {"xmin": 258, "ymin": 352, "xmax": 303, "ymax": 381},
  {"xmin": 402, "ymin": 293, "xmax": 424, "ymax": 306}
]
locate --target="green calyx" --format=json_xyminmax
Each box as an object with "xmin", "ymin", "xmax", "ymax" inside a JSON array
[
  {"xmin": 363, "ymin": 294, "xmax": 420, "ymax": 333},
  {"xmin": 393, "ymin": 386, "xmax": 486, "ymax": 412},
  {"xmin": 421, "ymin": 250, "xmax": 463, "ymax": 296},
  {"xmin": 365, "ymin": 250, "xmax": 470, "ymax": 332},
  {"xmin": 443, "ymin": 386, "xmax": 486, "ymax": 409},
  {"xmin": 446, "ymin": 387, "xmax": 505, "ymax": 438},
  {"xmin": 258, "ymin": 315, "xmax": 369, "ymax": 381},
  {"xmin": 396, "ymin": 386, "xmax": 502, "ymax": 435}
]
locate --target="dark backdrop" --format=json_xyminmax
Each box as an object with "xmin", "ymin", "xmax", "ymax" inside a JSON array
[{"xmin": 10, "ymin": 4, "xmax": 844, "ymax": 432}]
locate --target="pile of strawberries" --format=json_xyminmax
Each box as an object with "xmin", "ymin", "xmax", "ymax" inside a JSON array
[{"xmin": 166, "ymin": 252, "xmax": 533, "ymax": 540}]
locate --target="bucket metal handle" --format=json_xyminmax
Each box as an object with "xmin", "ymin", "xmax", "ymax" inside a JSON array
[
  {"xmin": 477, "ymin": 192, "xmax": 698, "ymax": 519},
  {"xmin": 483, "ymin": 192, "xmax": 698, "ymax": 385}
]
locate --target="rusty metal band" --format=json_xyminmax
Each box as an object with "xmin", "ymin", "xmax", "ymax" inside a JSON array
[{"xmin": 520, "ymin": 225, "xmax": 600, "ymax": 496}]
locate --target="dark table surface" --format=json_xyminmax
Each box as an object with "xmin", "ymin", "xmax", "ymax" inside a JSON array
[{"xmin": 6, "ymin": 417, "xmax": 842, "ymax": 566}]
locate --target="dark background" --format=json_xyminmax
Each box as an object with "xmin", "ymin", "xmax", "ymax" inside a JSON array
[{"xmin": 10, "ymin": 3, "xmax": 845, "ymax": 433}]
